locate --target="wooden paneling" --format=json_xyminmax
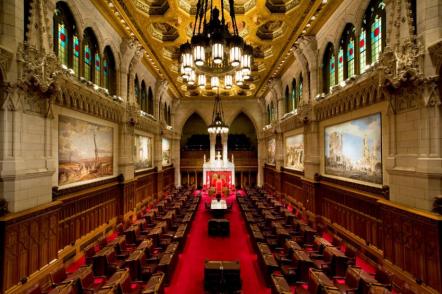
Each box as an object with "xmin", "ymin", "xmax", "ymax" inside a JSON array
[
  {"xmin": 264, "ymin": 166, "xmax": 442, "ymax": 293},
  {"xmin": 58, "ymin": 181, "xmax": 120, "ymax": 249},
  {"xmin": 0, "ymin": 202, "xmax": 60, "ymax": 292},
  {"xmin": 380, "ymin": 201, "xmax": 442, "ymax": 291},
  {"xmin": 135, "ymin": 169, "xmax": 156, "ymax": 205},
  {"xmin": 181, "ymin": 150, "xmax": 257, "ymax": 169},
  {"xmin": 0, "ymin": 167, "xmax": 176, "ymax": 293}
]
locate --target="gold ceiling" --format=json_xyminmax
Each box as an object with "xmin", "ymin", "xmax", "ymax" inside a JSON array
[{"xmin": 97, "ymin": 0, "xmax": 341, "ymax": 99}]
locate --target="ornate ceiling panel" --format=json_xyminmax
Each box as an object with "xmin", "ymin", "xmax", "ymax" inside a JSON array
[{"xmin": 100, "ymin": 0, "xmax": 341, "ymax": 99}]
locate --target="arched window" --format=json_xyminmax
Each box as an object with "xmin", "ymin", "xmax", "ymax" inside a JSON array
[
  {"xmin": 360, "ymin": 0, "xmax": 386, "ymax": 69},
  {"xmin": 340, "ymin": 24, "xmax": 356, "ymax": 79},
  {"xmin": 141, "ymin": 81, "xmax": 147, "ymax": 112},
  {"xmin": 359, "ymin": 28, "xmax": 367, "ymax": 73},
  {"xmin": 298, "ymin": 75, "xmax": 303, "ymax": 105},
  {"xmin": 270, "ymin": 101, "xmax": 275, "ymax": 121},
  {"xmin": 167, "ymin": 105, "xmax": 171, "ymax": 125},
  {"xmin": 291, "ymin": 79, "xmax": 296, "ymax": 112},
  {"xmin": 94, "ymin": 52, "xmax": 101, "ymax": 86},
  {"xmin": 53, "ymin": 2, "xmax": 78, "ymax": 69},
  {"xmin": 83, "ymin": 28, "xmax": 99, "ymax": 82},
  {"xmin": 323, "ymin": 43, "xmax": 335, "ymax": 93},
  {"xmin": 337, "ymin": 46, "xmax": 344, "ymax": 84},
  {"xmin": 163, "ymin": 103, "xmax": 168, "ymax": 123},
  {"xmin": 103, "ymin": 46, "xmax": 116, "ymax": 95},
  {"xmin": 285, "ymin": 85, "xmax": 290, "ymax": 114},
  {"xmin": 267, "ymin": 105, "xmax": 271, "ymax": 124},
  {"xmin": 134, "ymin": 75, "xmax": 140, "ymax": 105},
  {"xmin": 148, "ymin": 87, "xmax": 154, "ymax": 115}
]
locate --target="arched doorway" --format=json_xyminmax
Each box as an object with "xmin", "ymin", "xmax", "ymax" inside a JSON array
[
  {"xmin": 180, "ymin": 113, "xmax": 208, "ymax": 188},
  {"xmin": 229, "ymin": 112, "xmax": 258, "ymax": 188}
]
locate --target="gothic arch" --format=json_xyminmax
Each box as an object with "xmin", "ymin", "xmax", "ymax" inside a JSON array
[
  {"xmin": 178, "ymin": 109, "xmax": 211, "ymax": 133},
  {"xmin": 227, "ymin": 108, "xmax": 259, "ymax": 135}
]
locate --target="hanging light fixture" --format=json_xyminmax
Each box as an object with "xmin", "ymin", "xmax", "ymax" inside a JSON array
[
  {"xmin": 208, "ymin": 95, "xmax": 229, "ymax": 134},
  {"xmin": 211, "ymin": 76, "xmax": 219, "ymax": 90},
  {"xmin": 198, "ymin": 74, "xmax": 206, "ymax": 88},
  {"xmin": 224, "ymin": 75, "xmax": 233, "ymax": 89},
  {"xmin": 178, "ymin": 0, "xmax": 255, "ymax": 93}
]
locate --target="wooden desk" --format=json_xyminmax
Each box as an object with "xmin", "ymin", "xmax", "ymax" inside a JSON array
[
  {"xmin": 125, "ymin": 250, "xmax": 145, "ymax": 280},
  {"xmin": 107, "ymin": 235, "xmax": 126, "ymax": 254},
  {"xmin": 137, "ymin": 239, "xmax": 153, "ymax": 257},
  {"xmin": 93, "ymin": 246, "xmax": 116, "ymax": 276},
  {"xmin": 124, "ymin": 225, "xmax": 140, "ymax": 245},
  {"xmin": 47, "ymin": 282, "xmax": 76, "ymax": 294},
  {"xmin": 270, "ymin": 274, "xmax": 291, "ymax": 294},
  {"xmin": 257, "ymin": 243, "xmax": 273, "ymax": 255},
  {"xmin": 142, "ymin": 272, "xmax": 165, "ymax": 294},
  {"xmin": 314, "ymin": 237, "xmax": 333, "ymax": 254},
  {"xmin": 285, "ymin": 239, "xmax": 302, "ymax": 253},
  {"xmin": 323, "ymin": 246, "xmax": 348, "ymax": 277},
  {"xmin": 103, "ymin": 269, "xmax": 130, "ymax": 292},
  {"xmin": 308, "ymin": 268, "xmax": 338, "ymax": 294},
  {"xmin": 292, "ymin": 250, "xmax": 314, "ymax": 282}
]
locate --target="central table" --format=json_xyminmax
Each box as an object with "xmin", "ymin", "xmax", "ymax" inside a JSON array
[{"xmin": 204, "ymin": 260, "xmax": 241, "ymax": 293}]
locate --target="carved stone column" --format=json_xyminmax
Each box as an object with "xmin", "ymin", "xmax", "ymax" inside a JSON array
[
  {"xmin": 257, "ymin": 137, "xmax": 266, "ymax": 187},
  {"xmin": 275, "ymin": 131, "xmax": 284, "ymax": 171},
  {"xmin": 171, "ymin": 137, "xmax": 181, "ymax": 187}
]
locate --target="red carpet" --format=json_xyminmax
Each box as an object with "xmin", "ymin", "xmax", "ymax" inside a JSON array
[{"xmin": 165, "ymin": 191, "xmax": 271, "ymax": 294}]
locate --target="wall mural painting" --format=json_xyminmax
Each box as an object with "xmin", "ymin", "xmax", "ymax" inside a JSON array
[
  {"xmin": 58, "ymin": 115, "xmax": 113, "ymax": 186},
  {"xmin": 267, "ymin": 138, "xmax": 276, "ymax": 165},
  {"xmin": 134, "ymin": 135, "xmax": 153, "ymax": 170},
  {"xmin": 162, "ymin": 138, "xmax": 171, "ymax": 166},
  {"xmin": 325, "ymin": 113, "xmax": 382, "ymax": 185},
  {"xmin": 285, "ymin": 134, "xmax": 304, "ymax": 171}
]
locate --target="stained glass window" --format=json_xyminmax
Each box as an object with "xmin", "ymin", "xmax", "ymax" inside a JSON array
[
  {"xmin": 73, "ymin": 35, "xmax": 79, "ymax": 76},
  {"xmin": 84, "ymin": 44, "xmax": 91, "ymax": 81},
  {"xmin": 95, "ymin": 53, "xmax": 101, "ymax": 86},
  {"xmin": 135, "ymin": 77, "xmax": 140, "ymax": 105},
  {"xmin": 371, "ymin": 15, "xmax": 382, "ymax": 62},
  {"xmin": 103, "ymin": 58, "xmax": 109, "ymax": 90},
  {"xmin": 291, "ymin": 80, "xmax": 296, "ymax": 111},
  {"xmin": 359, "ymin": 29, "xmax": 367, "ymax": 73},
  {"xmin": 57, "ymin": 23, "xmax": 68, "ymax": 65},
  {"xmin": 329, "ymin": 54, "xmax": 335, "ymax": 90},
  {"xmin": 337, "ymin": 47, "xmax": 344, "ymax": 83},
  {"xmin": 298, "ymin": 77, "xmax": 303, "ymax": 103},
  {"xmin": 285, "ymin": 86, "xmax": 290, "ymax": 113},
  {"xmin": 347, "ymin": 36, "xmax": 355, "ymax": 77},
  {"xmin": 148, "ymin": 87, "xmax": 154, "ymax": 115}
]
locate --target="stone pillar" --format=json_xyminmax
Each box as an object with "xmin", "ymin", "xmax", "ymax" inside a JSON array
[
  {"xmin": 304, "ymin": 121, "xmax": 320, "ymax": 180},
  {"xmin": 257, "ymin": 137, "xmax": 266, "ymax": 187},
  {"xmin": 222, "ymin": 133, "xmax": 228, "ymax": 164},
  {"xmin": 118, "ymin": 118, "xmax": 135, "ymax": 181},
  {"xmin": 154, "ymin": 134, "xmax": 163, "ymax": 172},
  {"xmin": 209, "ymin": 133, "xmax": 216, "ymax": 162},
  {"xmin": 275, "ymin": 132, "xmax": 284, "ymax": 171},
  {"xmin": 171, "ymin": 137, "xmax": 181, "ymax": 187}
]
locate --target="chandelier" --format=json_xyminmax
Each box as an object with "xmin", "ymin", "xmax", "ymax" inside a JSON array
[
  {"xmin": 208, "ymin": 95, "xmax": 229, "ymax": 134},
  {"xmin": 179, "ymin": 0, "xmax": 253, "ymax": 92}
]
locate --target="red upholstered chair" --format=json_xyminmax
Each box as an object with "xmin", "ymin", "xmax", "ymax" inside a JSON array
[{"xmin": 49, "ymin": 265, "xmax": 68, "ymax": 287}]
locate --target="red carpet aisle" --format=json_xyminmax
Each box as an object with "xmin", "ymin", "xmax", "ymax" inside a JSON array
[{"xmin": 165, "ymin": 191, "xmax": 271, "ymax": 294}]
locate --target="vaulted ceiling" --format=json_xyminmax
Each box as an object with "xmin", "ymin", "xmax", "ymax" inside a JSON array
[{"xmin": 96, "ymin": 0, "xmax": 342, "ymax": 99}]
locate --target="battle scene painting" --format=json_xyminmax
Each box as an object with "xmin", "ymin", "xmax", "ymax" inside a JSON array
[
  {"xmin": 285, "ymin": 134, "xmax": 304, "ymax": 171},
  {"xmin": 135, "ymin": 135, "xmax": 152, "ymax": 170},
  {"xmin": 58, "ymin": 116, "xmax": 113, "ymax": 186},
  {"xmin": 324, "ymin": 113, "xmax": 382, "ymax": 185}
]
